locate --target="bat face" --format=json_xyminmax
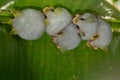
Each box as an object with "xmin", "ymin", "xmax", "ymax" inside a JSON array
[
  {"xmin": 52, "ymin": 23, "xmax": 81, "ymax": 50},
  {"xmin": 73, "ymin": 13, "xmax": 98, "ymax": 40},
  {"xmin": 43, "ymin": 7, "xmax": 72, "ymax": 36},
  {"xmin": 12, "ymin": 9, "xmax": 45, "ymax": 40}
]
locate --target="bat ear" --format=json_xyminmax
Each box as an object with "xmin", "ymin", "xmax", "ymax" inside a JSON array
[
  {"xmin": 43, "ymin": 6, "xmax": 55, "ymax": 13},
  {"xmin": 54, "ymin": 7, "xmax": 62, "ymax": 13},
  {"xmin": 43, "ymin": 7, "xmax": 50, "ymax": 13}
]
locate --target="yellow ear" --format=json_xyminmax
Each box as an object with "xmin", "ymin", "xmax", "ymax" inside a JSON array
[
  {"xmin": 49, "ymin": 6, "xmax": 55, "ymax": 10},
  {"xmin": 10, "ymin": 28, "xmax": 18, "ymax": 35},
  {"xmin": 43, "ymin": 6, "xmax": 55, "ymax": 13},
  {"xmin": 54, "ymin": 7, "xmax": 62, "ymax": 14},
  {"xmin": 43, "ymin": 7, "xmax": 50, "ymax": 13}
]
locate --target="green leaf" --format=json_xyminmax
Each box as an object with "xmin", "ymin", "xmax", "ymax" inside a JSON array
[
  {"xmin": 0, "ymin": 0, "xmax": 11, "ymax": 7},
  {"xmin": 0, "ymin": 0, "xmax": 120, "ymax": 80},
  {"xmin": 112, "ymin": 0, "xmax": 119, "ymax": 3},
  {"xmin": 14, "ymin": 0, "xmax": 120, "ymax": 18}
]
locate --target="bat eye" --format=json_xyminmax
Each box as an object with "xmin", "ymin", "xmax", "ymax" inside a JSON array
[{"xmin": 80, "ymin": 18, "xmax": 85, "ymax": 20}]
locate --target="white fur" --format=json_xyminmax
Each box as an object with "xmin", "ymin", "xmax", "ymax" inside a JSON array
[
  {"xmin": 89, "ymin": 17, "xmax": 112, "ymax": 48},
  {"xmin": 45, "ymin": 7, "xmax": 72, "ymax": 35},
  {"xmin": 12, "ymin": 9, "xmax": 45, "ymax": 40},
  {"xmin": 55, "ymin": 23, "xmax": 81, "ymax": 50},
  {"xmin": 76, "ymin": 13, "xmax": 98, "ymax": 40}
]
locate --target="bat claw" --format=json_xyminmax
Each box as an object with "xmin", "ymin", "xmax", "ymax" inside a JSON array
[
  {"xmin": 87, "ymin": 41, "xmax": 92, "ymax": 48},
  {"xmin": 52, "ymin": 35, "xmax": 58, "ymax": 43},
  {"xmin": 57, "ymin": 45, "xmax": 61, "ymax": 49},
  {"xmin": 90, "ymin": 34, "xmax": 99, "ymax": 41}
]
